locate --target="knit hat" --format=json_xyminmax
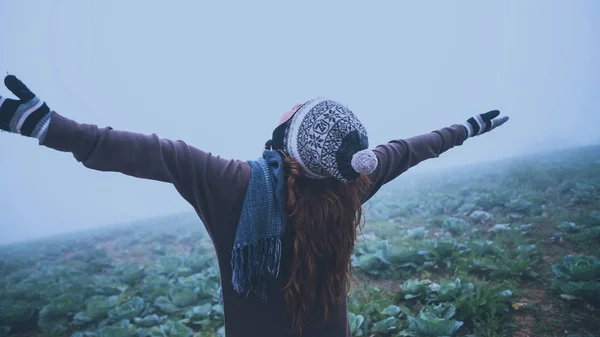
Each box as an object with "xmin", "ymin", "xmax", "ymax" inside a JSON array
[{"xmin": 266, "ymin": 98, "xmax": 378, "ymax": 182}]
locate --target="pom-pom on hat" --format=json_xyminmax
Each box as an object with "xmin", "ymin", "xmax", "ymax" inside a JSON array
[{"xmin": 267, "ymin": 98, "xmax": 378, "ymax": 182}]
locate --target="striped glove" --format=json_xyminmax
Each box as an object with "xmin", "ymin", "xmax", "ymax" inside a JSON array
[
  {"xmin": 462, "ymin": 110, "xmax": 509, "ymax": 139},
  {"xmin": 0, "ymin": 75, "xmax": 52, "ymax": 142}
]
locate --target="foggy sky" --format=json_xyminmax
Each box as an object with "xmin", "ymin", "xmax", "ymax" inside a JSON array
[{"xmin": 1, "ymin": 1, "xmax": 599, "ymax": 245}]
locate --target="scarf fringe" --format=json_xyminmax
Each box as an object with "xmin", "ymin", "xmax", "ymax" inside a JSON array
[{"xmin": 231, "ymin": 236, "xmax": 282, "ymax": 300}]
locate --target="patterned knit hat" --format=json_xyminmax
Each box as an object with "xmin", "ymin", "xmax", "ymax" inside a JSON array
[{"xmin": 266, "ymin": 98, "xmax": 378, "ymax": 182}]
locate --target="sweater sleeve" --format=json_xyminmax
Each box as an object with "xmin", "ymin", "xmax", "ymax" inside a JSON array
[
  {"xmin": 362, "ymin": 124, "xmax": 467, "ymax": 202},
  {"xmin": 40, "ymin": 111, "xmax": 251, "ymax": 241}
]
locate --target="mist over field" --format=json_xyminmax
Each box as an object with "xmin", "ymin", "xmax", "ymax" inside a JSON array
[{"xmin": 1, "ymin": 1, "xmax": 599, "ymax": 244}]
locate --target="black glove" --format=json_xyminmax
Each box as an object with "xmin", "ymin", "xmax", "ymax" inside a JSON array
[
  {"xmin": 0, "ymin": 74, "xmax": 52, "ymax": 141},
  {"xmin": 462, "ymin": 110, "xmax": 509, "ymax": 138}
]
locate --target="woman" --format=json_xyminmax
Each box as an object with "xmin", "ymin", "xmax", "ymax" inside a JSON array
[{"xmin": 0, "ymin": 75, "xmax": 508, "ymax": 337}]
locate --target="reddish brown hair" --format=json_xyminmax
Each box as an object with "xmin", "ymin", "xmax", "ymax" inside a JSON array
[{"xmin": 281, "ymin": 154, "xmax": 371, "ymax": 334}]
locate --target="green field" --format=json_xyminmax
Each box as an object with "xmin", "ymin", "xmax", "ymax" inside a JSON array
[{"xmin": 1, "ymin": 144, "xmax": 599, "ymax": 337}]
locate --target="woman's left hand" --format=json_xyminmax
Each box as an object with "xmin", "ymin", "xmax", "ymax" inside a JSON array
[{"xmin": 462, "ymin": 110, "xmax": 509, "ymax": 139}]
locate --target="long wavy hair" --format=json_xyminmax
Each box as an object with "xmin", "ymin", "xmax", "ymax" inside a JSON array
[{"xmin": 281, "ymin": 153, "xmax": 371, "ymax": 334}]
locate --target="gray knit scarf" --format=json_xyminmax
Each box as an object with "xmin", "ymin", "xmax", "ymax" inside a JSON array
[{"xmin": 230, "ymin": 149, "xmax": 286, "ymax": 300}]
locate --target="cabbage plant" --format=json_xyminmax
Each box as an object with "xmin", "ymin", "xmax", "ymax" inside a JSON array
[
  {"xmin": 400, "ymin": 315, "xmax": 463, "ymax": 337},
  {"xmin": 399, "ymin": 303, "xmax": 463, "ymax": 337},
  {"xmin": 551, "ymin": 255, "xmax": 600, "ymax": 302},
  {"xmin": 552, "ymin": 255, "xmax": 600, "ymax": 282}
]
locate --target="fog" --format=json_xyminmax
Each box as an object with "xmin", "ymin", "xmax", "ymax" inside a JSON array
[{"xmin": 0, "ymin": 1, "xmax": 598, "ymax": 245}]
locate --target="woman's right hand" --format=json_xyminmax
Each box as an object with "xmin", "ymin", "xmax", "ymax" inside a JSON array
[{"xmin": 0, "ymin": 74, "xmax": 52, "ymax": 141}]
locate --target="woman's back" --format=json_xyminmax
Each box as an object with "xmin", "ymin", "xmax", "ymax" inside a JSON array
[{"xmin": 214, "ymin": 213, "xmax": 354, "ymax": 336}]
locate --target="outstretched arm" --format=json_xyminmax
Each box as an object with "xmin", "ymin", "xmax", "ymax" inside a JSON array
[
  {"xmin": 0, "ymin": 75, "xmax": 251, "ymax": 241},
  {"xmin": 363, "ymin": 110, "xmax": 509, "ymax": 202}
]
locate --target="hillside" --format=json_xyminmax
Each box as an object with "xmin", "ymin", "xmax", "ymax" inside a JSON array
[{"xmin": 1, "ymin": 144, "xmax": 599, "ymax": 337}]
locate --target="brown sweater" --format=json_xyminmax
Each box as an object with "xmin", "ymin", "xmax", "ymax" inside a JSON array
[{"xmin": 41, "ymin": 111, "xmax": 467, "ymax": 337}]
